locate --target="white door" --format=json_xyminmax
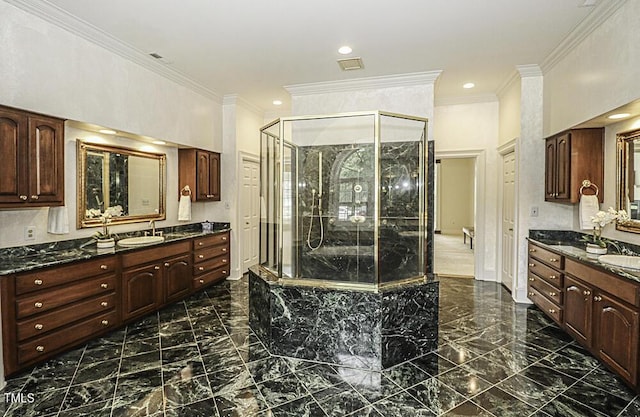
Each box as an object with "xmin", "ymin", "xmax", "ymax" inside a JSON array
[
  {"xmin": 241, "ymin": 157, "xmax": 260, "ymax": 273},
  {"xmin": 501, "ymin": 151, "xmax": 516, "ymax": 291}
]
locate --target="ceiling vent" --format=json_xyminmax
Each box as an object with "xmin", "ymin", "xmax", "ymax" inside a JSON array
[
  {"xmin": 149, "ymin": 52, "xmax": 172, "ymax": 64},
  {"xmin": 337, "ymin": 57, "xmax": 364, "ymax": 71}
]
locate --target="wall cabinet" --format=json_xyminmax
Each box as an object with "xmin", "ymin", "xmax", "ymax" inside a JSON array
[
  {"xmin": 544, "ymin": 128, "xmax": 603, "ymax": 203},
  {"xmin": 178, "ymin": 148, "xmax": 221, "ymax": 201},
  {"xmin": 528, "ymin": 241, "xmax": 640, "ymax": 389},
  {"xmin": 0, "ymin": 105, "xmax": 64, "ymax": 207}
]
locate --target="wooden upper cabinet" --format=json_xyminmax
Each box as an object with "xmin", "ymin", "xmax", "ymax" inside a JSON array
[
  {"xmin": 544, "ymin": 128, "xmax": 603, "ymax": 203},
  {"xmin": 179, "ymin": 148, "xmax": 221, "ymax": 202},
  {"xmin": 0, "ymin": 106, "xmax": 64, "ymax": 207}
]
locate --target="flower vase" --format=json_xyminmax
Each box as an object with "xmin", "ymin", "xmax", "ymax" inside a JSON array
[
  {"xmin": 96, "ymin": 238, "xmax": 115, "ymax": 248},
  {"xmin": 586, "ymin": 243, "xmax": 607, "ymax": 255}
]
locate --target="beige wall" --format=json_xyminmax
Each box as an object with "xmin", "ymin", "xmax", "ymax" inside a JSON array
[
  {"xmin": 498, "ymin": 77, "xmax": 521, "ymax": 146},
  {"xmin": 439, "ymin": 158, "xmax": 475, "ymax": 235}
]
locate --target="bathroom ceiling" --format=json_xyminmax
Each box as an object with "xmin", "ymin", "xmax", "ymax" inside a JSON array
[{"xmin": 18, "ymin": 0, "xmax": 606, "ymax": 110}]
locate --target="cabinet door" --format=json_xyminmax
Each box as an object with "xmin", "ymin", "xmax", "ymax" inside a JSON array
[
  {"xmin": 122, "ymin": 264, "xmax": 162, "ymax": 320},
  {"xmin": 209, "ymin": 152, "xmax": 220, "ymax": 201},
  {"xmin": 545, "ymin": 138, "xmax": 556, "ymax": 200},
  {"xmin": 27, "ymin": 116, "xmax": 64, "ymax": 204},
  {"xmin": 0, "ymin": 109, "xmax": 28, "ymax": 204},
  {"xmin": 563, "ymin": 275, "xmax": 593, "ymax": 347},
  {"xmin": 164, "ymin": 253, "xmax": 192, "ymax": 303},
  {"xmin": 196, "ymin": 150, "xmax": 211, "ymax": 200},
  {"xmin": 554, "ymin": 133, "xmax": 571, "ymax": 200},
  {"xmin": 593, "ymin": 292, "xmax": 639, "ymax": 385}
]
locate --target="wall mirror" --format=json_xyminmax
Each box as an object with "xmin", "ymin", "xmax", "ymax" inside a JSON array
[
  {"xmin": 77, "ymin": 140, "xmax": 166, "ymax": 228},
  {"xmin": 617, "ymin": 128, "xmax": 640, "ymax": 233}
]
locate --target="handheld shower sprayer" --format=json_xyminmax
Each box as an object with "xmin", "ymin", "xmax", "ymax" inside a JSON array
[{"xmin": 306, "ymin": 151, "xmax": 324, "ymax": 250}]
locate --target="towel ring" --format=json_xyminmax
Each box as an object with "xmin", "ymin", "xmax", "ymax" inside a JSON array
[
  {"xmin": 579, "ymin": 179, "xmax": 599, "ymax": 196},
  {"xmin": 181, "ymin": 185, "xmax": 192, "ymax": 196}
]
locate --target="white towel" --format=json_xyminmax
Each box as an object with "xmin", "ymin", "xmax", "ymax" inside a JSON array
[
  {"xmin": 47, "ymin": 206, "xmax": 69, "ymax": 234},
  {"xmin": 579, "ymin": 194, "xmax": 599, "ymax": 230},
  {"xmin": 178, "ymin": 195, "xmax": 191, "ymax": 221}
]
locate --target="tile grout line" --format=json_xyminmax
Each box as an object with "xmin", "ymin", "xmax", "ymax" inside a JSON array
[
  {"xmin": 53, "ymin": 344, "xmax": 87, "ymax": 417},
  {"xmin": 109, "ymin": 325, "xmax": 130, "ymax": 417}
]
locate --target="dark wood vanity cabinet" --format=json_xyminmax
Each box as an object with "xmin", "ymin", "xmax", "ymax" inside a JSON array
[
  {"xmin": 527, "ymin": 243, "xmax": 564, "ymax": 325},
  {"xmin": 121, "ymin": 241, "xmax": 192, "ymax": 321},
  {"xmin": 178, "ymin": 148, "xmax": 221, "ymax": 201},
  {"xmin": 192, "ymin": 231, "xmax": 230, "ymax": 289},
  {"xmin": 528, "ymin": 240, "xmax": 640, "ymax": 389},
  {"xmin": 0, "ymin": 256, "xmax": 119, "ymax": 375},
  {"xmin": 0, "ymin": 105, "xmax": 64, "ymax": 207},
  {"xmin": 544, "ymin": 128, "xmax": 603, "ymax": 203}
]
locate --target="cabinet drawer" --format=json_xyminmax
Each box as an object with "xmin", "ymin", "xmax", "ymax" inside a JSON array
[
  {"xmin": 193, "ymin": 232, "xmax": 229, "ymax": 249},
  {"xmin": 193, "ymin": 255, "xmax": 229, "ymax": 276},
  {"xmin": 18, "ymin": 309, "xmax": 117, "ymax": 365},
  {"xmin": 565, "ymin": 258, "xmax": 640, "ymax": 308},
  {"xmin": 17, "ymin": 293, "xmax": 116, "ymax": 342},
  {"xmin": 15, "ymin": 257, "xmax": 117, "ymax": 295},
  {"xmin": 193, "ymin": 268, "xmax": 229, "ymax": 289},
  {"xmin": 121, "ymin": 241, "xmax": 191, "ymax": 268},
  {"xmin": 528, "ymin": 258, "xmax": 563, "ymax": 288},
  {"xmin": 528, "ymin": 286, "xmax": 563, "ymax": 324},
  {"xmin": 528, "ymin": 274, "xmax": 562, "ymax": 305},
  {"xmin": 194, "ymin": 245, "xmax": 228, "ymax": 263},
  {"xmin": 16, "ymin": 274, "xmax": 116, "ymax": 319},
  {"xmin": 528, "ymin": 243, "xmax": 563, "ymax": 269}
]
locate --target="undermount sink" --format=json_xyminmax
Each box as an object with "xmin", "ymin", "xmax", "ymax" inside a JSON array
[
  {"xmin": 598, "ymin": 254, "xmax": 640, "ymax": 270},
  {"xmin": 117, "ymin": 235, "xmax": 165, "ymax": 247}
]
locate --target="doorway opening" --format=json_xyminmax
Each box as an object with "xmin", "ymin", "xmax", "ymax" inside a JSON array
[{"xmin": 434, "ymin": 157, "xmax": 476, "ymax": 278}]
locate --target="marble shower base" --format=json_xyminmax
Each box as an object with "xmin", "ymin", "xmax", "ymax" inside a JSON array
[{"xmin": 248, "ymin": 266, "xmax": 439, "ymax": 371}]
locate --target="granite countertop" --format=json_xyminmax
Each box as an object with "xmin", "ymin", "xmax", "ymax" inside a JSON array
[
  {"xmin": 528, "ymin": 236, "xmax": 640, "ymax": 284},
  {"xmin": 0, "ymin": 222, "xmax": 231, "ymax": 276}
]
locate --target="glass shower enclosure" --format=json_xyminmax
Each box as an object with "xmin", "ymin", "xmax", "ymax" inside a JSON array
[{"xmin": 260, "ymin": 111, "xmax": 429, "ymax": 288}]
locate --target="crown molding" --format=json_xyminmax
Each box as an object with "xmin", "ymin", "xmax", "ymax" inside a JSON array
[
  {"xmin": 6, "ymin": 0, "xmax": 222, "ymax": 102},
  {"xmin": 222, "ymin": 94, "xmax": 265, "ymax": 116},
  {"xmin": 516, "ymin": 64, "xmax": 543, "ymax": 78},
  {"xmin": 285, "ymin": 71, "xmax": 442, "ymax": 96},
  {"xmin": 496, "ymin": 70, "xmax": 520, "ymax": 99},
  {"xmin": 541, "ymin": 0, "xmax": 627, "ymax": 73},
  {"xmin": 435, "ymin": 93, "xmax": 498, "ymax": 107}
]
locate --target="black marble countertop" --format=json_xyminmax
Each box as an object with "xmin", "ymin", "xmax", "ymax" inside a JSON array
[
  {"xmin": 528, "ymin": 230, "xmax": 640, "ymax": 284},
  {"xmin": 0, "ymin": 222, "xmax": 231, "ymax": 276}
]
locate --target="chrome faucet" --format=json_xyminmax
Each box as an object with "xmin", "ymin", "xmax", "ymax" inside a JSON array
[{"xmin": 148, "ymin": 220, "xmax": 156, "ymax": 236}]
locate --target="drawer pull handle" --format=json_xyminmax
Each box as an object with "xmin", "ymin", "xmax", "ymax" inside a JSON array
[
  {"xmin": 222, "ymin": 259, "xmax": 227, "ymax": 263},
  {"xmin": 549, "ymin": 258, "xmax": 558, "ymax": 262},
  {"xmin": 594, "ymin": 296, "xmax": 602, "ymax": 302},
  {"xmin": 583, "ymin": 290, "xmax": 591, "ymax": 296},
  {"xmin": 528, "ymin": 263, "xmax": 535, "ymax": 267},
  {"xmin": 222, "ymin": 236, "xmax": 228, "ymax": 241},
  {"xmin": 198, "ymin": 242, "xmax": 204, "ymax": 246},
  {"xmin": 34, "ymin": 302, "xmax": 43, "ymax": 308},
  {"xmin": 528, "ymin": 277, "xmax": 535, "ymax": 282},
  {"xmin": 548, "ymin": 275, "xmax": 557, "ymax": 280},
  {"xmin": 31, "ymin": 195, "xmax": 39, "ymax": 200},
  {"xmin": 34, "ymin": 279, "xmax": 43, "ymax": 285},
  {"xmin": 34, "ymin": 324, "xmax": 43, "ymax": 330},
  {"xmin": 154, "ymin": 265, "xmax": 160, "ymax": 270},
  {"xmin": 101, "ymin": 320, "xmax": 109, "ymax": 326},
  {"xmin": 199, "ymin": 279, "xmax": 204, "ymax": 284},
  {"xmin": 101, "ymin": 283, "xmax": 109, "ymax": 289},
  {"xmin": 549, "ymin": 309, "xmax": 557, "ymax": 314},
  {"xmin": 198, "ymin": 266, "xmax": 205, "ymax": 271},
  {"xmin": 528, "ymin": 292, "xmax": 534, "ymax": 296},
  {"xmin": 100, "ymin": 264, "xmax": 108, "ymax": 270},
  {"xmin": 164, "ymin": 262, "xmax": 170, "ymax": 267},
  {"xmin": 35, "ymin": 345, "xmax": 45, "ymax": 352},
  {"xmin": 222, "ymin": 270, "xmax": 227, "ymax": 274},
  {"xmin": 198, "ymin": 255, "xmax": 204, "ymax": 259},
  {"xmin": 19, "ymin": 195, "xmax": 28, "ymax": 201},
  {"xmin": 529, "ymin": 248, "xmax": 536, "ymax": 253},
  {"xmin": 222, "ymin": 248, "xmax": 227, "ymax": 252},
  {"xmin": 101, "ymin": 301, "xmax": 108, "ymax": 307},
  {"xmin": 549, "ymin": 292, "xmax": 557, "ymax": 297}
]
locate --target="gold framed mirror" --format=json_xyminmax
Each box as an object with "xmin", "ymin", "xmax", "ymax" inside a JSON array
[
  {"xmin": 77, "ymin": 140, "xmax": 166, "ymax": 228},
  {"xmin": 617, "ymin": 128, "xmax": 640, "ymax": 233}
]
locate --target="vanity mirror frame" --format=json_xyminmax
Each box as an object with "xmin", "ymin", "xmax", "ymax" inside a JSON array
[
  {"xmin": 77, "ymin": 140, "xmax": 167, "ymax": 229},
  {"xmin": 616, "ymin": 128, "xmax": 640, "ymax": 233}
]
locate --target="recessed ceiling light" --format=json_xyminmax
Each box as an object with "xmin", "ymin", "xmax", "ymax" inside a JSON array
[
  {"xmin": 152, "ymin": 140, "xmax": 166, "ymax": 145},
  {"xmin": 608, "ymin": 113, "xmax": 631, "ymax": 120},
  {"xmin": 98, "ymin": 129, "xmax": 117, "ymax": 135},
  {"xmin": 463, "ymin": 82, "xmax": 475, "ymax": 89},
  {"xmin": 273, "ymin": 100, "xmax": 283, "ymax": 106},
  {"xmin": 338, "ymin": 46, "xmax": 353, "ymax": 55}
]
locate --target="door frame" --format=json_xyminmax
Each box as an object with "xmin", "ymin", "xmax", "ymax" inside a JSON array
[
  {"xmin": 237, "ymin": 151, "xmax": 260, "ymax": 275},
  {"xmin": 498, "ymin": 139, "xmax": 517, "ymax": 293}
]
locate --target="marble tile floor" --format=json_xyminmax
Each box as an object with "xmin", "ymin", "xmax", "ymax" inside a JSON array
[{"xmin": 1, "ymin": 276, "xmax": 639, "ymax": 417}]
